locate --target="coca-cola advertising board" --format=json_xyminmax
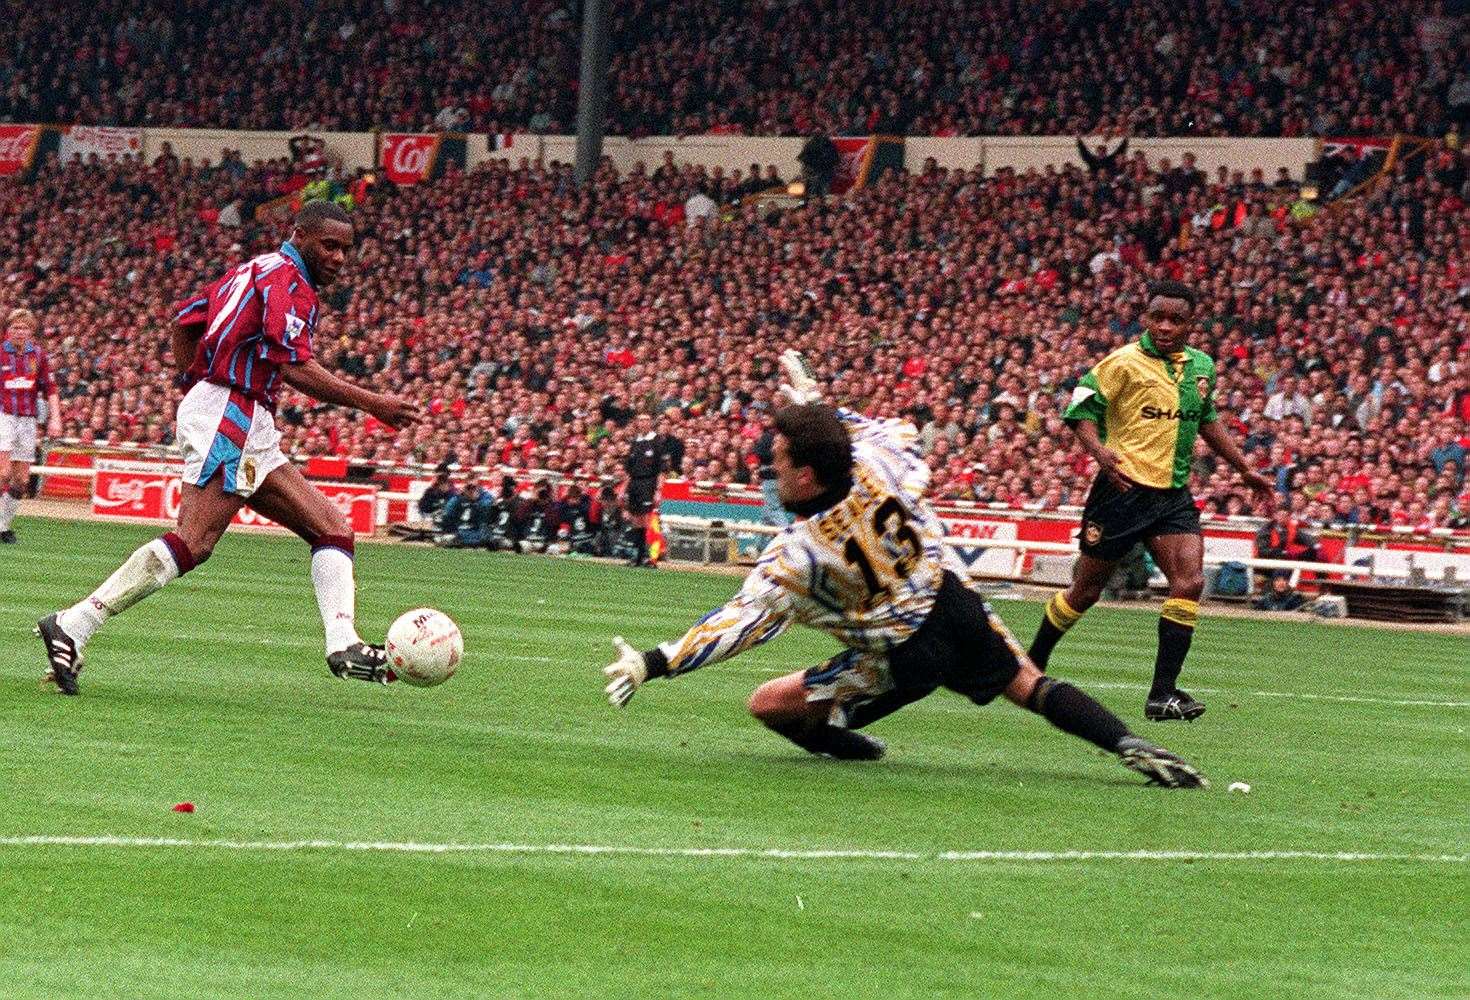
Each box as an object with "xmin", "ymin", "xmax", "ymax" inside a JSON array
[
  {"xmin": 381, "ymin": 133, "xmax": 438, "ymax": 185},
  {"xmin": 0, "ymin": 125, "xmax": 41, "ymax": 177},
  {"xmin": 92, "ymin": 460, "xmax": 378, "ymax": 533}
]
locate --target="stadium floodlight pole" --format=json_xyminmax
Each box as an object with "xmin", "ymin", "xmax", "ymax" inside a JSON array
[{"xmin": 574, "ymin": 0, "xmax": 610, "ymax": 187}]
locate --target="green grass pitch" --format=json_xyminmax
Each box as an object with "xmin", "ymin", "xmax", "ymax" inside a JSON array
[{"xmin": 2, "ymin": 516, "xmax": 1466, "ymax": 999}]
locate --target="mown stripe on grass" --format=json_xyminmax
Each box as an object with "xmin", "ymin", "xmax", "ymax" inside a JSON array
[{"xmin": 2, "ymin": 836, "xmax": 1464, "ymax": 864}]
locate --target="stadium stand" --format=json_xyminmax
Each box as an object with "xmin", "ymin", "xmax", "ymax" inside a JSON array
[
  {"xmin": 2, "ymin": 134, "xmax": 1467, "ymax": 530},
  {"xmin": 0, "ymin": 0, "xmax": 1466, "ymax": 137}
]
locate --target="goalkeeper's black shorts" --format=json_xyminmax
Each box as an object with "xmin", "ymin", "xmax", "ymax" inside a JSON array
[{"xmin": 804, "ymin": 571, "xmax": 1023, "ymax": 723}]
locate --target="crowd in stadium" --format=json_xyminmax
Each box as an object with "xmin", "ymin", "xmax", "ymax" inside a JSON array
[
  {"xmin": 3, "ymin": 130, "xmax": 1468, "ymax": 529},
  {"xmin": 1, "ymin": 0, "xmax": 1467, "ymax": 138}
]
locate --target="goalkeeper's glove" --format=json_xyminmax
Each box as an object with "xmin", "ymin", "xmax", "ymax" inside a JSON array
[
  {"xmin": 602, "ymin": 637, "xmax": 669, "ymax": 707},
  {"xmin": 778, "ymin": 348, "xmax": 822, "ymax": 406}
]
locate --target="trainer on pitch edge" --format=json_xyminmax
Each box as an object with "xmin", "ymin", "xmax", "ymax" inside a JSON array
[{"xmin": 1027, "ymin": 281, "xmax": 1274, "ymax": 721}]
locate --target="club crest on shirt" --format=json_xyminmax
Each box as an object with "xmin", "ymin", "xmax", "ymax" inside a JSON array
[
  {"xmin": 284, "ymin": 313, "xmax": 307, "ymax": 342},
  {"xmin": 243, "ymin": 458, "xmax": 257, "ymax": 490},
  {"xmin": 1196, "ymin": 376, "xmax": 1209, "ymax": 400},
  {"xmin": 1084, "ymin": 521, "xmax": 1103, "ymax": 545}
]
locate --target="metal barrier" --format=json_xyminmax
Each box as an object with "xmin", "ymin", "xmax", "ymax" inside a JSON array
[{"xmin": 659, "ymin": 513, "xmax": 1378, "ymax": 588}]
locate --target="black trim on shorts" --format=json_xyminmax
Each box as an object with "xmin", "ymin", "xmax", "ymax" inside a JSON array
[{"xmin": 1077, "ymin": 474, "xmax": 1201, "ymax": 561}]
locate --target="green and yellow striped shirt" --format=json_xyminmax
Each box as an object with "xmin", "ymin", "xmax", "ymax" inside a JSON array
[{"xmin": 1063, "ymin": 333, "xmax": 1218, "ymax": 489}]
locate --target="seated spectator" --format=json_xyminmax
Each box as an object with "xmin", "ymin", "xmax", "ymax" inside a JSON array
[
  {"xmin": 1253, "ymin": 572, "xmax": 1307, "ymax": 612},
  {"xmin": 415, "ymin": 463, "xmax": 458, "ymax": 524},
  {"xmin": 438, "ymin": 479, "xmax": 496, "ymax": 548}
]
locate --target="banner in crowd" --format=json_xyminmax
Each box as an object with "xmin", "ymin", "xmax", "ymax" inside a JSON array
[
  {"xmin": 58, "ymin": 126, "xmax": 144, "ymax": 163},
  {"xmin": 829, "ymin": 136, "xmax": 905, "ymax": 194},
  {"xmin": 381, "ymin": 133, "xmax": 468, "ymax": 185},
  {"xmin": 381, "ymin": 133, "xmax": 439, "ymax": 184},
  {"xmin": 0, "ymin": 125, "xmax": 41, "ymax": 177},
  {"xmin": 91, "ymin": 460, "xmax": 378, "ymax": 533},
  {"xmin": 1320, "ymin": 137, "xmax": 1393, "ymax": 159}
]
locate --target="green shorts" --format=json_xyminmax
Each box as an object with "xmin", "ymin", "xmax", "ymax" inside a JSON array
[{"xmin": 1078, "ymin": 475, "xmax": 1201, "ymax": 562}]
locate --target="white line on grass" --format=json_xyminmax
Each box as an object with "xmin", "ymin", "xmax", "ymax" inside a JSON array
[{"xmin": 0, "ymin": 836, "xmax": 1464, "ymax": 864}]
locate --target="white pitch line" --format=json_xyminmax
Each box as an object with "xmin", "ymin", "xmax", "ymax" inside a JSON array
[
  {"xmin": 0, "ymin": 836, "xmax": 1463, "ymax": 864},
  {"xmin": 1248, "ymin": 690, "xmax": 1470, "ymax": 708}
]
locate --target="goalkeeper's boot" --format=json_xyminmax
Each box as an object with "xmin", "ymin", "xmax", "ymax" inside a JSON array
[
  {"xmin": 777, "ymin": 722, "xmax": 886, "ymax": 761},
  {"xmin": 327, "ymin": 642, "xmax": 396, "ymax": 684},
  {"xmin": 822, "ymin": 730, "xmax": 886, "ymax": 761},
  {"xmin": 35, "ymin": 612, "xmax": 83, "ymax": 696},
  {"xmin": 1145, "ymin": 689, "xmax": 1206, "ymax": 722},
  {"xmin": 1116, "ymin": 736, "xmax": 1208, "ymax": 789}
]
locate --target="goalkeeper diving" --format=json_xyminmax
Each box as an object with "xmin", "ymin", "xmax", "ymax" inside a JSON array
[{"xmin": 601, "ymin": 351, "xmax": 1206, "ymax": 788}]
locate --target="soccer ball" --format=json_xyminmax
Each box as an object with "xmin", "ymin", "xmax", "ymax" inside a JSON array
[{"xmin": 386, "ymin": 608, "xmax": 463, "ymax": 687}]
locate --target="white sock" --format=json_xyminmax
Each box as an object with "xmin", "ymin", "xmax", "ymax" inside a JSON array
[
  {"xmin": 0, "ymin": 492, "xmax": 17, "ymax": 531},
  {"xmin": 57, "ymin": 538, "xmax": 181, "ymax": 647},
  {"xmin": 312, "ymin": 547, "xmax": 361, "ymax": 655}
]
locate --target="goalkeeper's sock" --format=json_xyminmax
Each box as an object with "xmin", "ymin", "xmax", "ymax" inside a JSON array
[
  {"xmin": 768, "ymin": 720, "xmax": 885, "ymax": 761},
  {"xmin": 1027, "ymin": 591, "xmax": 1083, "ymax": 671},
  {"xmin": 1150, "ymin": 599, "xmax": 1198, "ymax": 697},
  {"xmin": 1025, "ymin": 676, "xmax": 1131, "ymax": 753}
]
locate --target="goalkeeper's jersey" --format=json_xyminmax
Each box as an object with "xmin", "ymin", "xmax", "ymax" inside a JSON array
[{"xmin": 655, "ymin": 409, "xmax": 964, "ymax": 676}]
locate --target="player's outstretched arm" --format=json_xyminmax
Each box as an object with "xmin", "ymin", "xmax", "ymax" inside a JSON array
[
  {"xmin": 281, "ymin": 359, "xmax": 420, "ymax": 429},
  {"xmin": 781, "ymin": 349, "xmax": 921, "ymax": 453},
  {"xmin": 602, "ymin": 561, "xmax": 793, "ymax": 707},
  {"xmin": 1199, "ymin": 420, "xmax": 1275, "ymax": 508}
]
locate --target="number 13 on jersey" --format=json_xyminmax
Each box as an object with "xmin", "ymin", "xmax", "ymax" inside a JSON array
[{"xmin": 843, "ymin": 495, "xmax": 923, "ymax": 605}]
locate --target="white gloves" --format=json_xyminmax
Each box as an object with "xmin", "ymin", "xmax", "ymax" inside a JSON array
[
  {"xmin": 778, "ymin": 349, "xmax": 822, "ymax": 406},
  {"xmin": 603, "ymin": 636, "xmax": 648, "ymax": 707}
]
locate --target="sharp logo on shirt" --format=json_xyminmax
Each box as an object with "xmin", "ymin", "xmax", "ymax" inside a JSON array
[
  {"xmin": 3, "ymin": 377, "xmax": 34, "ymax": 390},
  {"xmin": 1140, "ymin": 405, "xmax": 1201, "ymax": 421}
]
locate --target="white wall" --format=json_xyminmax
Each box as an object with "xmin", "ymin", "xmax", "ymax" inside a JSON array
[
  {"xmin": 143, "ymin": 128, "xmax": 377, "ymax": 172},
  {"xmin": 131, "ymin": 128, "xmax": 1322, "ymax": 183},
  {"xmin": 474, "ymin": 134, "xmax": 807, "ymax": 180},
  {"xmin": 983, "ymin": 135, "xmax": 1319, "ymax": 180}
]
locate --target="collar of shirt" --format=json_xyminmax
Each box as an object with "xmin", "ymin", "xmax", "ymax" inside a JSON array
[
  {"xmin": 280, "ymin": 240, "xmax": 315, "ymax": 289},
  {"xmin": 1139, "ymin": 332, "xmax": 1187, "ymax": 364}
]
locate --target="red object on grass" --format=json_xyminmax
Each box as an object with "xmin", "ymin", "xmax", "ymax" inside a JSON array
[{"xmin": 172, "ymin": 802, "xmax": 196, "ymax": 813}]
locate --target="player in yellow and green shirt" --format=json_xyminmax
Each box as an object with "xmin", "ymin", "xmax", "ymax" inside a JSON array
[{"xmin": 1029, "ymin": 281, "xmax": 1274, "ymax": 722}]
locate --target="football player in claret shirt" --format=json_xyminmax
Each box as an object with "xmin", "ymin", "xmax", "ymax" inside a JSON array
[
  {"xmin": 0, "ymin": 308, "xmax": 63, "ymax": 544},
  {"xmin": 1027, "ymin": 281, "xmax": 1274, "ymax": 722},
  {"xmin": 38, "ymin": 201, "xmax": 419, "ymax": 695},
  {"xmin": 600, "ymin": 351, "xmax": 1206, "ymax": 788}
]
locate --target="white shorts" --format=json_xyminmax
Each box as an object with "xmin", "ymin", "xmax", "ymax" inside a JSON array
[
  {"xmin": 0, "ymin": 412, "xmax": 38, "ymax": 462},
  {"xmin": 176, "ymin": 381, "xmax": 289, "ymax": 498}
]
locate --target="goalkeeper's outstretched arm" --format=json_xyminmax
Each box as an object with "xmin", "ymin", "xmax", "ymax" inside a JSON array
[
  {"xmin": 781, "ymin": 348, "xmax": 923, "ymax": 487},
  {"xmin": 602, "ymin": 555, "xmax": 794, "ymax": 707}
]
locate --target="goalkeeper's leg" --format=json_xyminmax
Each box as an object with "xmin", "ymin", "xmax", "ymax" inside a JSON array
[{"xmin": 747, "ymin": 672, "xmax": 887, "ymax": 761}]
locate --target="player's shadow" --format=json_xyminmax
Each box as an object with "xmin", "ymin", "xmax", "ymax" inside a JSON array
[{"xmin": 734, "ymin": 750, "xmax": 1140, "ymax": 789}]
